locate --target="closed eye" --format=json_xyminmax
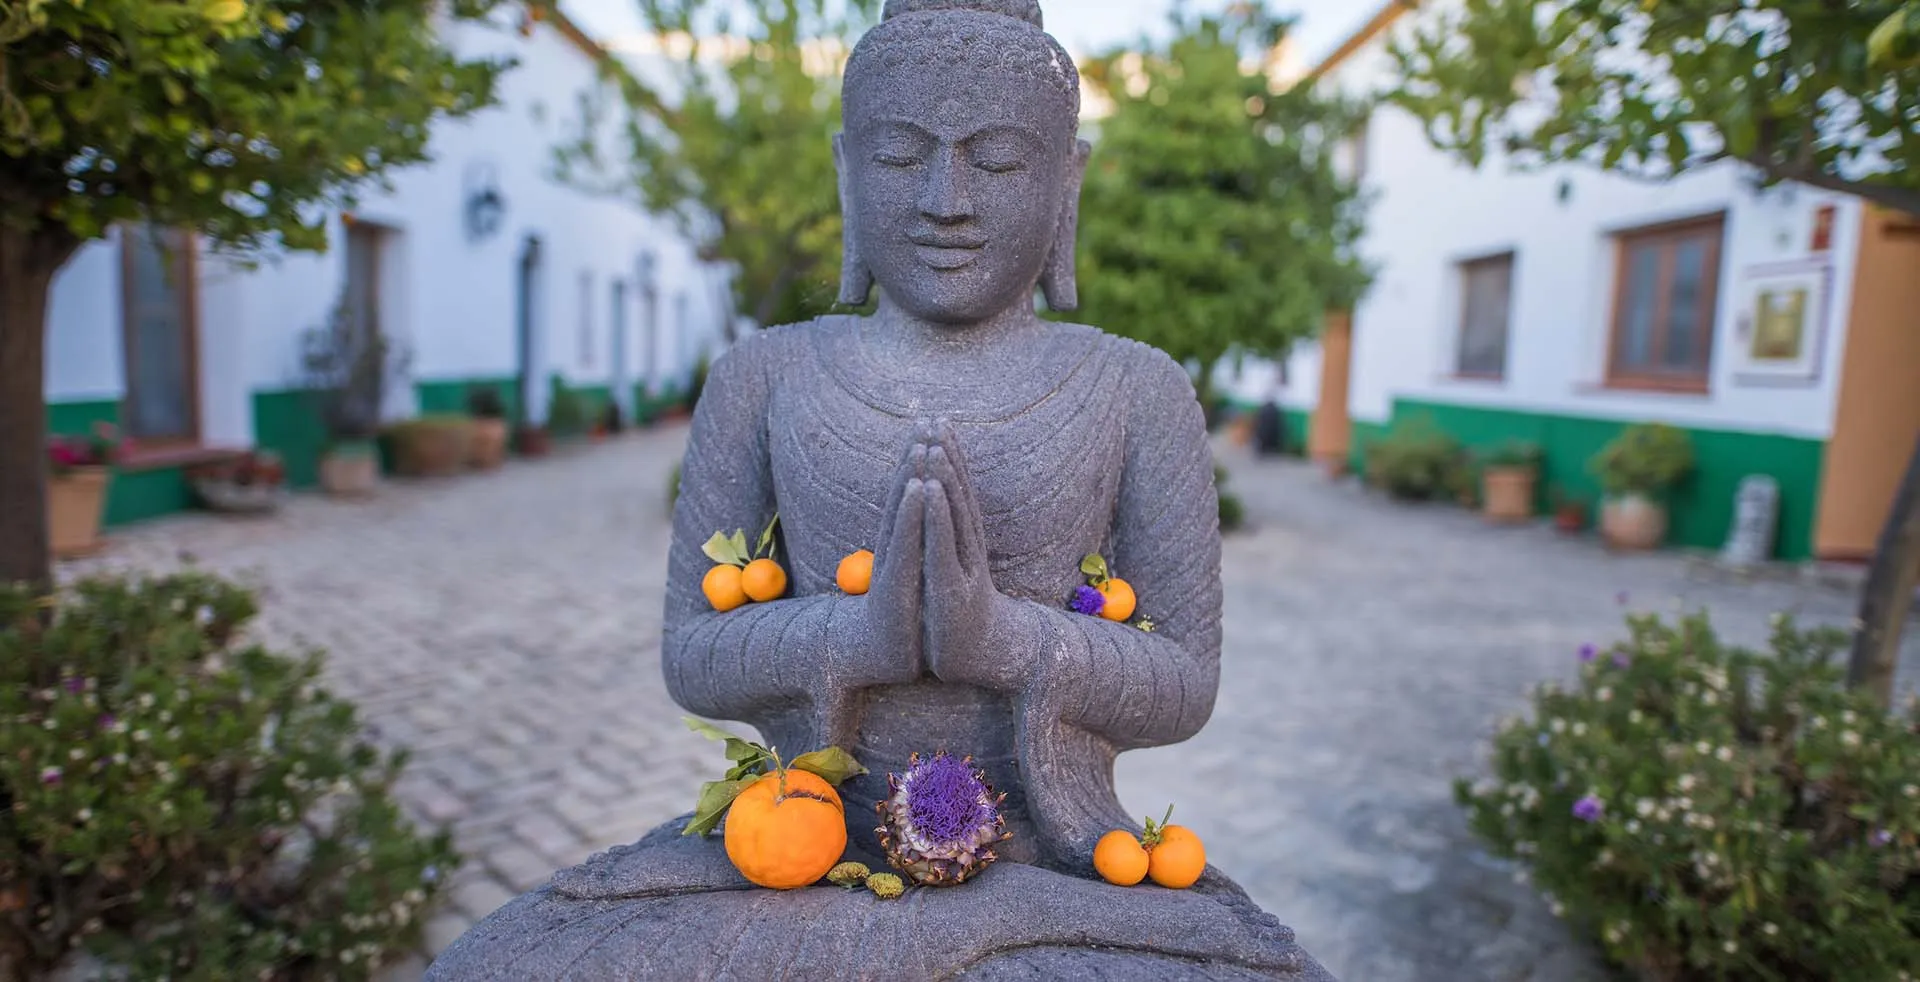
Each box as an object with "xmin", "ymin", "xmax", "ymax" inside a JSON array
[
  {"xmin": 974, "ymin": 159, "xmax": 1023, "ymax": 173},
  {"xmin": 873, "ymin": 152, "xmax": 922, "ymax": 168}
]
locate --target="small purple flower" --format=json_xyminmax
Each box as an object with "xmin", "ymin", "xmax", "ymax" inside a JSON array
[
  {"xmin": 1572, "ymin": 795, "xmax": 1604, "ymax": 823},
  {"xmin": 1616, "ymin": 591, "xmax": 1630, "ymax": 606},
  {"xmin": 1613, "ymin": 652, "xmax": 1632, "ymax": 669},
  {"xmin": 39, "ymin": 766, "xmax": 61, "ymax": 786},
  {"xmin": 62, "ymin": 676, "xmax": 85, "ymax": 694},
  {"xmin": 97, "ymin": 713, "xmax": 117, "ymax": 730},
  {"xmin": 1873, "ymin": 829, "xmax": 1895, "ymax": 848},
  {"xmin": 1579, "ymin": 643, "xmax": 1598, "ymax": 663},
  {"xmin": 1069, "ymin": 585, "xmax": 1105, "ymax": 617}
]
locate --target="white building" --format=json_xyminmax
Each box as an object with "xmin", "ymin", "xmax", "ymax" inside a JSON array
[
  {"xmin": 1244, "ymin": 0, "xmax": 1920, "ymax": 562},
  {"xmin": 43, "ymin": 5, "xmax": 727, "ymax": 526}
]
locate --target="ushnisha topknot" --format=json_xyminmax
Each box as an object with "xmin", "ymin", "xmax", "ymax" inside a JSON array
[
  {"xmin": 846, "ymin": 0, "xmax": 1079, "ymax": 122},
  {"xmin": 881, "ymin": 0, "xmax": 1042, "ymax": 27}
]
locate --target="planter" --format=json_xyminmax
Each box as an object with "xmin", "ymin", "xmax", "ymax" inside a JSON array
[
  {"xmin": 194, "ymin": 480, "xmax": 287, "ymax": 514},
  {"xmin": 515, "ymin": 425, "xmax": 551, "ymax": 457},
  {"xmin": 1482, "ymin": 467, "xmax": 1537, "ymax": 524},
  {"xmin": 1601, "ymin": 493, "xmax": 1669, "ymax": 551},
  {"xmin": 388, "ymin": 418, "xmax": 474, "ymax": 477},
  {"xmin": 47, "ymin": 468, "xmax": 111, "ymax": 558},
  {"xmin": 320, "ymin": 442, "xmax": 380, "ymax": 497},
  {"xmin": 1554, "ymin": 502, "xmax": 1588, "ymax": 534},
  {"xmin": 470, "ymin": 418, "xmax": 509, "ymax": 470}
]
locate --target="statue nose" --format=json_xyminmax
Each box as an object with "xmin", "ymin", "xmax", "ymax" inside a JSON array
[{"xmin": 918, "ymin": 150, "xmax": 974, "ymax": 224}]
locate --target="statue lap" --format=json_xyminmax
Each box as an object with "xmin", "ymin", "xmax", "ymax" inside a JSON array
[{"xmin": 423, "ymin": 816, "xmax": 1335, "ymax": 981}]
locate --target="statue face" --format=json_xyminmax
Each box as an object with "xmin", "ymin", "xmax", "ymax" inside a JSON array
[{"xmin": 842, "ymin": 64, "xmax": 1077, "ymax": 324}]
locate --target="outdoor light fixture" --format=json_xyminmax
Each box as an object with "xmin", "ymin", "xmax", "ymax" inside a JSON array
[{"xmin": 464, "ymin": 160, "xmax": 506, "ymax": 243}]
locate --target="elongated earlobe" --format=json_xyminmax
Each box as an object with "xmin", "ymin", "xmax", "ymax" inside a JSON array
[
  {"xmin": 834, "ymin": 133, "xmax": 875, "ymax": 306},
  {"xmin": 1039, "ymin": 138, "xmax": 1091, "ymax": 312}
]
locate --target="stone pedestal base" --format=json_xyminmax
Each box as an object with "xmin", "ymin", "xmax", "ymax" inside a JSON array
[{"xmin": 426, "ymin": 817, "xmax": 1335, "ymax": 981}]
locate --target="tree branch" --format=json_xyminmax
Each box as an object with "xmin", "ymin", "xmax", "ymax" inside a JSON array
[{"xmin": 1745, "ymin": 154, "xmax": 1920, "ymax": 218}]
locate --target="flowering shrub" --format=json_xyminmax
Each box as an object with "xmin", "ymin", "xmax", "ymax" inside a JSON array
[
  {"xmin": 1458, "ymin": 610, "xmax": 1920, "ymax": 982},
  {"xmin": 45, "ymin": 423, "xmax": 124, "ymax": 475},
  {"xmin": 187, "ymin": 449, "xmax": 287, "ymax": 487},
  {"xmin": 0, "ymin": 573, "xmax": 458, "ymax": 980}
]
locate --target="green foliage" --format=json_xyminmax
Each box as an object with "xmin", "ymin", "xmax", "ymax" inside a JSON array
[
  {"xmin": 1386, "ymin": 0, "xmax": 1920, "ymax": 217},
  {"xmin": 554, "ymin": 0, "xmax": 880, "ymax": 328},
  {"xmin": 1482, "ymin": 439, "xmax": 1543, "ymax": 470},
  {"xmin": 1077, "ymin": 4, "xmax": 1371, "ymax": 394},
  {"xmin": 546, "ymin": 376, "xmax": 589, "ymax": 436},
  {"xmin": 0, "ymin": 0, "xmax": 511, "ymax": 250},
  {"xmin": 1593, "ymin": 423, "xmax": 1694, "ymax": 498},
  {"xmin": 1458, "ymin": 609, "xmax": 1920, "ymax": 982},
  {"xmin": 0, "ymin": 572, "xmax": 457, "ymax": 979},
  {"xmin": 298, "ymin": 296, "xmax": 412, "ymax": 444},
  {"xmin": 1364, "ymin": 415, "xmax": 1470, "ymax": 501},
  {"xmin": 1214, "ymin": 464, "xmax": 1246, "ymax": 531}
]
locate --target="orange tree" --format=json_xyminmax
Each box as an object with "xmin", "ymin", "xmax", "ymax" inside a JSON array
[
  {"xmin": 1389, "ymin": 0, "xmax": 1920, "ymax": 708},
  {"xmin": 0, "ymin": 0, "xmax": 511, "ymax": 592}
]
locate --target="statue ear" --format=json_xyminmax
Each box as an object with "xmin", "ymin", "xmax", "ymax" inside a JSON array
[
  {"xmin": 1039, "ymin": 138, "xmax": 1092, "ymax": 313},
  {"xmin": 834, "ymin": 133, "xmax": 875, "ymax": 307}
]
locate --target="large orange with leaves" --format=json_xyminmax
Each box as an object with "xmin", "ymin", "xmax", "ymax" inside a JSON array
[{"xmin": 723, "ymin": 770, "xmax": 848, "ymax": 889}]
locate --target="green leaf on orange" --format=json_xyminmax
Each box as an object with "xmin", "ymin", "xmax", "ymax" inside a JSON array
[
  {"xmin": 683, "ymin": 778, "xmax": 756, "ymax": 837},
  {"xmin": 702, "ymin": 531, "xmax": 750, "ymax": 567},
  {"xmin": 790, "ymin": 747, "xmax": 868, "ymax": 786},
  {"xmin": 1080, "ymin": 554, "xmax": 1110, "ymax": 583}
]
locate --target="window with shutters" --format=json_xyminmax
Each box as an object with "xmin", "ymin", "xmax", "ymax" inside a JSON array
[{"xmin": 1455, "ymin": 252, "xmax": 1514, "ymax": 380}]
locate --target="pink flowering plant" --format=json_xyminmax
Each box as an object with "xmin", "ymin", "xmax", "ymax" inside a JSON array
[
  {"xmin": 0, "ymin": 573, "xmax": 459, "ymax": 980},
  {"xmin": 45, "ymin": 422, "xmax": 124, "ymax": 476},
  {"xmin": 1457, "ymin": 609, "xmax": 1920, "ymax": 982}
]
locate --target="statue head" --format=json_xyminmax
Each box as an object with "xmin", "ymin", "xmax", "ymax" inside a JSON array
[{"xmin": 836, "ymin": 0, "xmax": 1091, "ymax": 321}]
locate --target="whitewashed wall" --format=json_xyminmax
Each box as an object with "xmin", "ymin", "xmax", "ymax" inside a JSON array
[
  {"xmin": 42, "ymin": 7, "xmax": 721, "ymax": 434},
  {"xmin": 1248, "ymin": 2, "xmax": 1860, "ymax": 440}
]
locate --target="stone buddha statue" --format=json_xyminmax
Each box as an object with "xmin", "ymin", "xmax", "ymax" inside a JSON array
[{"xmin": 426, "ymin": 1, "xmax": 1334, "ymax": 978}]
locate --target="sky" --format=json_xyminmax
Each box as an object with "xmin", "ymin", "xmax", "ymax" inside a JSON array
[{"xmin": 563, "ymin": 0, "xmax": 1375, "ymax": 68}]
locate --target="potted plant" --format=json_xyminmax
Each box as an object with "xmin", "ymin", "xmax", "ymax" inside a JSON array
[
  {"xmin": 1362, "ymin": 415, "xmax": 1470, "ymax": 503},
  {"xmin": 546, "ymin": 376, "xmax": 590, "ymax": 443},
  {"xmin": 1590, "ymin": 422, "xmax": 1694, "ymax": 550},
  {"xmin": 45, "ymin": 423, "xmax": 123, "ymax": 558},
  {"xmin": 515, "ymin": 423, "xmax": 551, "ymax": 457},
  {"xmin": 1551, "ymin": 488, "xmax": 1588, "ymax": 534},
  {"xmin": 300, "ymin": 298, "xmax": 410, "ymax": 497},
  {"xmin": 1479, "ymin": 440, "xmax": 1542, "ymax": 524},
  {"xmin": 467, "ymin": 386, "xmax": 510, "ymax": 470},
  {"xmin": 188, "ymin": 450, "xmax": 288, "ymax": 514},
  {"xmin": 384, "ymin": 415, "xmax": 475, "ymax": 477}
]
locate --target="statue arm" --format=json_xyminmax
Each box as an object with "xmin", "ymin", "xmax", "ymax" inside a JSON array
[{"xmin": 1017, "ymin": 350, "xmax": 1223, "ymax": 749}]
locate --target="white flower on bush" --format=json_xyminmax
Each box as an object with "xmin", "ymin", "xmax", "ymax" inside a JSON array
[
  {"xmin": 1571, "ymin": 722, "xmax": 1587, "ymax": 737},
  {"xmin": 1597, "ymin": 687, "xmax": 1613, "ymax": 703},
  {"xmin": 1677, "ymin": 773, "xmax": 1697, "ymax": 792},
  {"xmin": 1842, "ymin": 730, "xmax": 1861, "ymax": 748},
  {"xmin": 1628, "ymin": 709, "xmax": 1643, "ymax": 724},
  {"xmin": 1716, "ymin": 746, "xmax": 1733, "ymax": 763},
  {"xmin": 1636, "ymin": 798, "xmax": 1655, "ymax": 818},
  {"xmin": 1724, "ymin": 940, "xmax": 1739, "ymax": 955},
  {"xmin": 1550, "ymin": 718, "xmax": 1566, "ymax": 735},
  {"xmin": 1812, "ymin": 715, "xmax": 1828, "ymax": 730},
  {"xmin": 1907, "ymin": 784, "xmax": 1918, "ymax": 799},
  {"xmin": 1762, "ymin": 922, "xmax": 1779, "ymax": 937}
]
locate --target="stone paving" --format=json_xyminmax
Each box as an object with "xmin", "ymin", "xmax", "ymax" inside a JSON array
[{"xmin": 61, "ymin": 423, "xmax": 1920, "ymax": 981}]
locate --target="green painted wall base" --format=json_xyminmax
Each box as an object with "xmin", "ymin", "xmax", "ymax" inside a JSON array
[{"xmin": 1350, "ymin": 399, "xmax": 1825, "ymax": 560}]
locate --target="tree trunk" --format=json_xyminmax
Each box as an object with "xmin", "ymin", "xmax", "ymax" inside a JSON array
[
  {"xmin": 0, "ymin": 225, "xmax": 75, "ymax": 594},
  {"xmin": 1847, "ymin": 429, "xmax": 1920, "ymax": 708}
]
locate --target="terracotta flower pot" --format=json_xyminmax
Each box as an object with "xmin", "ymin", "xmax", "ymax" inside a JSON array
[
  {"xmin": 1481, "ymin": 467, "xmax": 1537, "ymax": 524},
  {"xmin": 390, "ymin": 419, "xmax": 474, "ymax": 477},
  {"xmin": 320, "ymin": 443, "xmax": 380, "ymax": 497},
  {"xmin": 470, "ymin": 418, "xmax": 509, "ymax": 470},
  {"xmin": 47, "ymin": 467, "xmax": 111, "ymax": 558},
  {"xmin": 1601, "ymin": 493, "xmax": 1669, "ymax": 550}
]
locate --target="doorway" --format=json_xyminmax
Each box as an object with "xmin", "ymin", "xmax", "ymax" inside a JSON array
[
  {"xmin": 610, "ymin": 278, "xmax": 633, "ymax": 421},
  {"xmin": 516, "ymin": 235, "xmax": 544, "ymax": 427},
  {"xmin": 120, "ymin": 225, "xmax": 200, "ymax": 446}
]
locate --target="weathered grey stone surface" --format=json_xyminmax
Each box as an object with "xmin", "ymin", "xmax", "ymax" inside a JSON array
[{"xmin": 427, "ymin": 0, "xmax": 1334, "ymax": 977}]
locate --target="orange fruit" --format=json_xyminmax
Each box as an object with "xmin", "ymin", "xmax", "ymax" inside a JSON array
[
  {"xmin": 1097, "ymin": 578, "xmax": 1137, "ymax": 622},
  {"xmin": 1093, "ymin": 829, "xmax": 1149, "ymax": 886},
  {"xmin": 1147, "ymin": 825, "xmax": 1206, "ymax": 889},
  {"xmin": 836, "ymin": 550, "xmax": 874, "ymax": 595},
  {"xmin": 703, "ymin": 565, "xmax": 748, "ymax": 612},
  {"xmin": 741, "ymin": 558, "xmax": 788, "ymax": 602},
  {"xmin": 723, "ymin": 770, "xmax": 848, "ymax": 889}
]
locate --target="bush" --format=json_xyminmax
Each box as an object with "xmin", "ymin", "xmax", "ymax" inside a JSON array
[
  {"xmin": 1364, "ymin": 416, "xmax": 1470, "ymax": 502},
  {"xmin": 1482, "ymin": 439, "xmax": 1543, "ymax": 471},
  {"xmin": 1592, "ymin": 423, "xmax": 1694, "ymax": 498},
  {"xmin": 466, "ymin": 385, "xmax": 507, "ymax": 419},
  {"xmin": 1457, "ymin": 610, "xmax": 1920, "ymax": 982},
  {"xmin": 547, "ymin": 376, "xmax": 589, "ymax": 437},
  {"xmin": 1214, "ymin": 464, "xmax": 1246, "ymax": 532},
  {"xmin": 0, "ymin": 573, "xmax": 458, "ymax": 980}
]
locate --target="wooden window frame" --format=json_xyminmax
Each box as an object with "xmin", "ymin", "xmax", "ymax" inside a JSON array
[
  {"xmin": 1454, "ymin": 251, "xmax": 1515, "ymax": 381},
  {"xmin": 118, "ymin": 224, "xmax": 202, "ymax": 450},
  {"xmin": 1604, "ymin": 213, "xmax": 1724, "ymax": 395}
]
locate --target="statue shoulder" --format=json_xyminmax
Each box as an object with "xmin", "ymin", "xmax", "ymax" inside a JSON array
[
  {"xmin": 1079, "ymin": 330, "xmax": 1198, "ymax": 413},
  {"xmin": 702, "ymin": 319, "xmax": 838, "ymax": 390}
]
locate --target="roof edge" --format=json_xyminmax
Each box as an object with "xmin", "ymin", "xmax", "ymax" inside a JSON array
[{"xmin": 1305, "ymin": 0, "xmax": 1414, "ymax": 83}]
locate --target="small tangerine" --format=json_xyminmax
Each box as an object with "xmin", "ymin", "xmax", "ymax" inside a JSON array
[
  {"xmin": 703, "ymin": 565, "xmax": 748, "ymax": 612},
  {"xmin": 837, "ymin": 550, "xmax": 875, "ymax": 595},
  {"xmin": 723, "ymin": 770, "xmax": 848, "ymax": 889},
  {"xmin": 1093, "ymin": 829, "xmax": 1149, "ymax": 886},
  {"xmin": 1097, "ymin": 578, "xmax": 1137, "ymax": 622},
  {"xmin": 741, "ymin": 558, "xmax": 788, "ymax": 602},
  {"xmin": 1147, "ymin": 825, "xmax": 1206, "ymax": 889}
]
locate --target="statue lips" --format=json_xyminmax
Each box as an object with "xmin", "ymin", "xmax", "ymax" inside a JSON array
[{"xmin": 909, "ymin": 231, "xmax": 987, "ymax": 271}]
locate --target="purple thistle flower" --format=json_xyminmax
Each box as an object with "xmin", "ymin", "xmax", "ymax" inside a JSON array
[
  {"xmin": 1579, "ymin": 643, "xmax": 1598, "ymax": 663},
  {"xmin": 40, "ymin": 766, "xmax": 61, "ymax": 786},
  {"xmin": 97, "ymin": 713, "xmax": 117, "ymax": 730},
  {"xmin": 1572, "ymin": 795, "xmax": 1604, "ymax": 823},
  {"xmin": 62, "ymin": 676, "xmax": 85, "ymax": 694},
  {"xmin": 1069, "ymin": 585, "xmax": 1105, "ymax": 617},
  {"xmin": 904, "ymin": 752, "xmax": 999, "ymax": 844}
]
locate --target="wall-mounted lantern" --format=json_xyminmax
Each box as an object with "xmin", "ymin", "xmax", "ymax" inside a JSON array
[{"xmin": 464, "ymin": 160, "xmax": 506, "ymax": 243}]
